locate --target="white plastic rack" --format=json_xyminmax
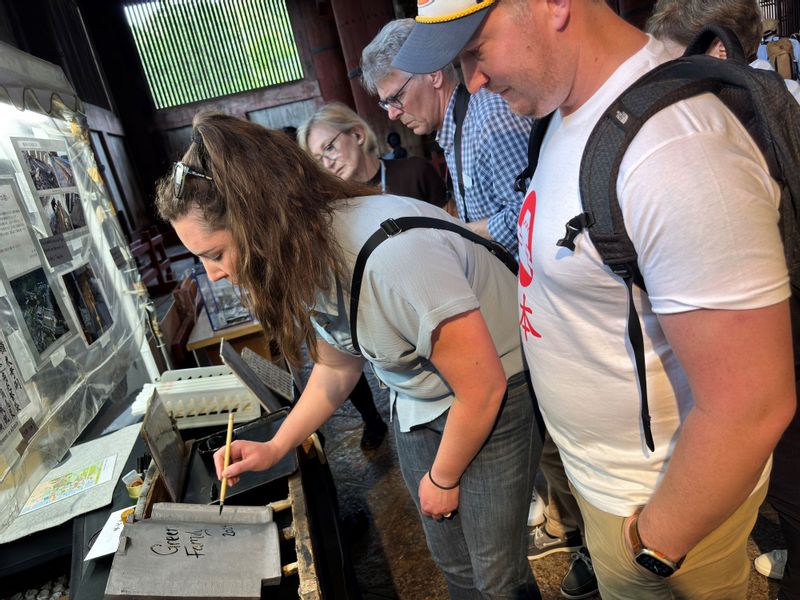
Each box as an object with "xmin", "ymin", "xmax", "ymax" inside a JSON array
[{"xmin": 133, "ymin": 365, "xmax": 262, "ymax": 429}]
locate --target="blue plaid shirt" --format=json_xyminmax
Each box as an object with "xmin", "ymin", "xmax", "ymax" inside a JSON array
[{"xmin": 437, "ymin": 87, "xmax": 533, "ymax": 259}]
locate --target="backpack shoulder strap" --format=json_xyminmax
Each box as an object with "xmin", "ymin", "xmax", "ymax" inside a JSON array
[
  {"xmin": 453, "ymin": 85, "xmax": 471, "ymax": 219},
  {"xmin": 514, "ymin": 112, "xmax": 555, "ymax": 193},
  {"xmin": 580, "ymin": 27, "xmax": 795, "ymax": 279},
  {"xmin": 349, "ymin": 216, "xmax": 517, "ymax": 354},
  {"xmin": 685, "ymin": 25, "xmax": 746, "ymax": 62},
  {"xmin": 568, "ymin": 25, "xmax": 786, "ymax": 452}
]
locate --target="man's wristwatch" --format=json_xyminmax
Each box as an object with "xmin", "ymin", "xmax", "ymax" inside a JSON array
[{"xmin": 628, "ymin": 513, "xmax": 684, "ymax": 577}]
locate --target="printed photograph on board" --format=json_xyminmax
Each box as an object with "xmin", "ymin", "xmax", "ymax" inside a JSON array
[
  {"xmin": 18, "ymin": 148, "xmax": 76, "ymax": 193},
  {"xmin": 40, "ymin": 193, "xmax": 86, "ymax": 235},
  {"xmin": 62, "ymin": 263, "xmax": 113, "ymax": 345},
  {"xmin": 64, "ymin": 192, "xmax": 86, "ymax": 228},
  {"xmin": 9, "ymin": 268, "xmax": 70, "ymax": 356},
  {"xmin": 50, "ymin": 150, "xmax": 76, "ymax": 188},
  {"xmin": 11, "ymin": 138, "xmax": 87, "ymax": 237},
  {"xmin": 19, "ymin": 149, "xmax": 60, "ymax": 192}
]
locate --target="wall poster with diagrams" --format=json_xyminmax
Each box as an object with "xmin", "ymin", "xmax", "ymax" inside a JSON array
[{"xmin": 0, "ymin": 44, "xmax": 152, "ymax": 534}]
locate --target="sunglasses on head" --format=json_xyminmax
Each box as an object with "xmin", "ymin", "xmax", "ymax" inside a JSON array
[{"xmin": 173, "ymin": 161, "xmax": 213, "ymax": 199}]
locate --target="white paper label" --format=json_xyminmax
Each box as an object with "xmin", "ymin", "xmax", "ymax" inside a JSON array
[{"xmin": 8, "ymin": 330, "xmax": 35, "ymax": 381}]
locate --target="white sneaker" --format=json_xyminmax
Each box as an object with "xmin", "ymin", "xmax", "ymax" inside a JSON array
[
  {"xmin": 527, "ymin": 489, "xmax": 546, "ymax": 527},
  {"xmin": 754, "ymin": 549, "xmax": 787, "ymax": 580}
]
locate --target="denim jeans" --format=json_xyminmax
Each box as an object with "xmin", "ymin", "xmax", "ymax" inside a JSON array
[{"xmin": 393, "ymin": 372, "xmax": 542, "ymax": 599}]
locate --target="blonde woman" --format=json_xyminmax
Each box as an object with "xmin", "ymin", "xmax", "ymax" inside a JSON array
[{"xmin": 298, "ymin": 102, "xmax": 446, "ymax": 207}]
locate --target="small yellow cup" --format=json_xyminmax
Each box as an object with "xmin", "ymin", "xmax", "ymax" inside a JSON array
[{"xmin": 126, "ymin": 480, "xmax": 143, "ymax": 500}]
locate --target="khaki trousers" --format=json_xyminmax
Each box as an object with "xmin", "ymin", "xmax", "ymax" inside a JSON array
[{"xmin": 572, "ymin": 480, "xmax": 767, "ymax": 599}]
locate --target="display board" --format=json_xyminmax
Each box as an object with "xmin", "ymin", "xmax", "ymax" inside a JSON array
[{"xmin": 0, "ymin": 42, "xmax": 150, "ymax": 533}]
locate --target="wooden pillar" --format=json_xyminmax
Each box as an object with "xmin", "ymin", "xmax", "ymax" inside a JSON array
[
  {"xmin": 329, "ymin": 0, "xmax": 396, "ymax": 144},
  {"xmin": 294, "ymin": 0, "xmax": 354, "ymax": 108}
]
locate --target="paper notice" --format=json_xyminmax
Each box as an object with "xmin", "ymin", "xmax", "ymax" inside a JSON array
[{"xmin": 84, "ymin": 506, "xmax": 135, "ymax": 561}]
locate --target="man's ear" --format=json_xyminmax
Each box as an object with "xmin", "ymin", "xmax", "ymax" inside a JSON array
[
  {"xmin": 707, "ymin": 39, "xmax": 727, "ymax": 60},
  {"xmin": 430, "ymin": 70, "xmax": 444, "ymax": 89},
  {"xmin": 549, "ymin": 0, "xmax": 571, "ymax": 32}
]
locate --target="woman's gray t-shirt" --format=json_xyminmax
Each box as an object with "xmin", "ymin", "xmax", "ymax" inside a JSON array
[{"xmin": 311, "ymin": 194, "xmax": 522, "ymax": 432}]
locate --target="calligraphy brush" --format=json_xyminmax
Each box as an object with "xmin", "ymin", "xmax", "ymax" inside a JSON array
[{"xmin": 219, "ymin": 411, "xmax": 235, "ymax": 515}]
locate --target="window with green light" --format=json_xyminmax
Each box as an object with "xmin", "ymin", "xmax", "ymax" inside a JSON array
[{"xmin": 123, "ymin": 0, "xmax": 304, "ymax": 110}]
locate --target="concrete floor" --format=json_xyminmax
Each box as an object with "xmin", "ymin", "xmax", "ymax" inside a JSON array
[{"xmin": 321, "ymin": 371, "xmax": 785, "ymax": 600}]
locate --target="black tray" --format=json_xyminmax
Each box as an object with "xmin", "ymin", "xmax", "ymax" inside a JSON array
[{"xmin": 182, "ymin": 409, "xmax": 298, "ymax": 505}]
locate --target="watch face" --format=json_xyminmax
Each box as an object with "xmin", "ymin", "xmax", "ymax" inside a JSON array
[{"xmin": 636, "ymin": 552, "xmax": 675, "ymax": 577}]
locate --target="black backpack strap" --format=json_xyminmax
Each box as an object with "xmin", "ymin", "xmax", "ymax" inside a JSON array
[
  {"xmin": 514, "ymin": 112, "xmax": 555, "ymax": 193},
  {"xmin": 684, "ymin": 24, "xmax": 746, "ymax": 63},
  {"xmin": 349, "ymin": 216, "xmax": 517, "ymax": 354},
  {"xmin": 574, "ymin": 66, "xmax": 725, "ymax": 453},
  {"xmin": 575, "ymin": 26, "xmax": 764, "ymax": 271},
  {"xmin": 560, "ymin": 25, "xmax": 770, "ymax": 452},
  {"xmin": 619, "ymin": 265, "xmax": 654, "ymax": 451},
  {"xmin": 453, "ymin": 84, "xmax": 471, "ymax": 220}
]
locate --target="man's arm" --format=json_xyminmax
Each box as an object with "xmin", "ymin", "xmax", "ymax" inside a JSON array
[
  {"xmin": 417, "ymin": 308, "xmax": 508, "ymax": 518},
  {"xmin": 636, "ymin": 301, "xmax": 795, "ymax": 561},
  {"xmin": 470, "ymin": 103, "xmax": 531, "ymax": 251},
  {"xmin": 465, "ymin": 217, "xmax": 490, "ymax": 239}
]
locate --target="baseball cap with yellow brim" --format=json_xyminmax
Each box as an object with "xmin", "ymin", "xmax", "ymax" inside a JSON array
[{"xmin": 392, "ymin": 0, "xmax": 496, "ymax": 74}]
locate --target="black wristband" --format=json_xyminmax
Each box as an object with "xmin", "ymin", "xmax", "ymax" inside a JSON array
[{"xmin": 427, "ymin": 469, "xmax": 460, "ymax": 490}]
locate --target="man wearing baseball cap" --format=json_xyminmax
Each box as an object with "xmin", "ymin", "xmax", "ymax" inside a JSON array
[
  {"xmin": 392, "ymin": 0, "xmax": 497, "ymax": 75},
  {"xmin": 396, "ymin": 1, "xmax": 796, "ymax": 599}
]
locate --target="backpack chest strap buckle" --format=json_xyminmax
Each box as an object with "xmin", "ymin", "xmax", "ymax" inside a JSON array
[{"xmin": 556, "ymin": 212, "xmax": 594, "ymax": 251}]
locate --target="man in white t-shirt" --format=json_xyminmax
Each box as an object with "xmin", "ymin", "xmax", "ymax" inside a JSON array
[{"xmin": 392, "ymin": 0, "xmax": 797, "ymax": 597}]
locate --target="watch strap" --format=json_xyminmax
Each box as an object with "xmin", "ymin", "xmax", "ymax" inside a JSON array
[
  {"xmin": 630, "ymin": 512, "xmax": 684, "ymax": 573},
  {"xmin": 628, "ymin": 512, "xmax": 643, "ymax": 554}
]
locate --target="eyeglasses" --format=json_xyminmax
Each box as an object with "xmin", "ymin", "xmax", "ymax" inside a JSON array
[
  {"xmin": 173, "ymin": 162, "xmax": 213, "ymax": 199},
  {"xmin": 317, "ymin": 131, "xmax": 344, "ymax": 164},
  {"xmin": 378, "ymin": 74, "xmax": 414, "ymax": 111}
]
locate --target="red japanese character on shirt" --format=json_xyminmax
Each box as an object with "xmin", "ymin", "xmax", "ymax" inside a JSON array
[
  {"xmin": 517, "ymin": 191, "xmax": 537, "ymax": 288},
  {"xmin": 519, "ymin": 293, "xmax": 541, "ymax": 341}
]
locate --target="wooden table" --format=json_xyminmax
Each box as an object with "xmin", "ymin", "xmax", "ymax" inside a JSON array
[{"xmin": 186, "ymin": 306, "xmax": 270, "ymax": 365}]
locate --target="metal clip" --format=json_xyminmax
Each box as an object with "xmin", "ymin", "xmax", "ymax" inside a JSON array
[{"xmin": 380, "ymin": 218, "xmax": 402, "ymax": 237}]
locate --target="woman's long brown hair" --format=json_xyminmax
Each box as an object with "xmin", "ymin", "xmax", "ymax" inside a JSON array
[{"xmin": 156, "ymin": 112, "xmax": 377, "ymax": 366}]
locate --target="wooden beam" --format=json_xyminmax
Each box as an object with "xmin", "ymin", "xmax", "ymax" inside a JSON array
[
  {"xmin": 152, "ymin": 79, "xmax": 322, "ymax": 130},
  {"xmin": 288, "ymin": 470, "xmax": 322, "ymax": 600},
  {"xmin": 84, "ymin": 102, "xmax": 125, "ymax": 135}
]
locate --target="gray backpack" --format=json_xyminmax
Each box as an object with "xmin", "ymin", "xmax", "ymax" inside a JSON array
[{"xmin": 515, "ymin": 26, "xmax": 800, "ymax": 450}]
